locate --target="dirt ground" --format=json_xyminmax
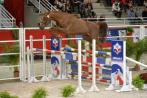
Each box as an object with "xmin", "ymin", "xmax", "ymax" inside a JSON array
[{"xmin": 0, "ymin": 80, "xmax": 147, "ymax": 98}]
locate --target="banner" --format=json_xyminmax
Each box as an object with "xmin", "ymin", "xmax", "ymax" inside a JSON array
[
  {"xmin": 111, "ymin": 40, "xmax": 123, "ymax": 61},
  {"xmin": 111, "ymin": 40, "xmax": 124, "ymax": 85},
  {"xmin": 51, "ymin": 37, "xmax": 61, "ymax": 79},
  {"xmin": 51, "ymin": 37, "xmax": 60, "ymax": 51}
]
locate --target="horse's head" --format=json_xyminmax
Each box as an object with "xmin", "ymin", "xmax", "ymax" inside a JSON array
[{"xmin": 38, "ymin": 12, "xmax": 55, "ymax": 30}]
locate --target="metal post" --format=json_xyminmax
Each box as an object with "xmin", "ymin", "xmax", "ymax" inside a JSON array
[
  {"xmin": 89, "ymin": 39, "xmax": 99, "ymax": 92},
  {"xmin": 75, "ymin": 40, "xmax": 86, "ymax": 93},
  {"xmin": 19, "ymin": 28, "xmax": 26, "ymax": 81},
  {"xmin": 22, "ymin": 28, "xmax": 27, "ymax": 81},
  {"xmin": 140, "ymin": 25, "xmax": 145, "ymax": 40},
  {"xmin": 41, "ymin": 35, "xmax": 50, "ymax": 81}
]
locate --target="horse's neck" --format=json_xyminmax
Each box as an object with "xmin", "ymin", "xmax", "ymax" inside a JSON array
[
  {"xmin": 52, "ymin": 13, "xmax": 66, "ymax": 27},
  {"xmin": 52, "ymin": 12, "xmax": 73, "ymax": 27}
]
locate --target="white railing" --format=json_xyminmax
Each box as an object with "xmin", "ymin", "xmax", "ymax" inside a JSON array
[
  {"xmin": 126, "ymin": 57, "xmax": 147, "ymax": 68},
  {"xmin": 0, "ymin": 5, "xmax": 16, "ymax": 28},
  {"xmin": 28, "ymin": 0, "xmax": 57, "ymax": 13},
  {"xmin": 0, "ymin": 28, "xmax": 23, "ymax": 81},
  {"xmin": 83, "ymin": 17, "xmax": 147, "ymax": 25}
]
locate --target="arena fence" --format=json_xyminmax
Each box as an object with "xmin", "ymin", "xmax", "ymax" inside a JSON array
[{"xmin": 0, "ymin": 25, "xmax": 147, "ymax": 81}]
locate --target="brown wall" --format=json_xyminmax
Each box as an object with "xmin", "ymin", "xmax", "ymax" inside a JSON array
[{"xmin": 4, "ymin": 0, "xmax": 24, "ymax": 26}]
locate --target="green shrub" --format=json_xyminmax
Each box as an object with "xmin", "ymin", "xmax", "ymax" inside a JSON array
[
  {"xmin": 0, "ymin": 91, "xmax": 19, "ymax": 98},
  {"xmin": 126, "ymin": 39, "xmax": 136, "ymax": 57},
  {"xmin": 132, "ymin": 75, "xmax": 145, "ymax": 89},
  {"xmin": 61, "ymin": 85, "xmax": 75, "ymax": 97},
  {"xmin": 32, "ymin": 87, "xmax": 48, "ymax": 98}
]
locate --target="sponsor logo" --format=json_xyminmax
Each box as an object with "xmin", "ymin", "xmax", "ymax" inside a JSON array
[
  {"xmin": 113, "ymin": 42, "xmax": 122, "ymax": 55},
  {"xmin": 52, "ymin": 39, "xmax": 59, "ymax": 48}
]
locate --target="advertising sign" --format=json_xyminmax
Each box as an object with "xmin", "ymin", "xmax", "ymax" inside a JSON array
[{"xmin": 111, "ymin": 40, "xmax": 123, "ymax": 61}]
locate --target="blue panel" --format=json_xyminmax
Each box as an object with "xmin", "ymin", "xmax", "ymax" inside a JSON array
[
  {"xmin": 71, "ymin": 63, "xmax": 78, "ymax": 74},
  {"xmin": 103, "ymin": 65, "xmax": 112, "ymax": 68},
  {"xmin": 97, "ymin": 57, "xmax": 105, "ymax": 64},
  {"xmin": 64, "ymin": 47, "xmax": 74, "ymax": 61},
  {"xmin": 65, "ymin": 53, "xmax": 73, "ymax": 61},
  {"xmin": 101, "ymin": 77, "xmax": 111, "ymax": 80},
  {"xmin": 97, "ymin": 51, "xmax": 107, "ymax": 55},
  {"xmin": 102, "ymin": 69, "xmax": 111, "ymax": 74}
]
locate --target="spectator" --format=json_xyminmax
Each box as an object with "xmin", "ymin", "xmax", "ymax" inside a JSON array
[
  {"xmin": 79, "ymin": 3, "xmax": 86, "ymax": 17},
  {"xmin": 144, "ymin": 0, "xmax": 147, "ymax": 7},
  {"xmin": 134, "ymin": 7, "xmax": 143, "ymax": 24},
  {"xmin": 121, "ymin": 0, "xmax": 128, "ymax": 13},
  {"xmin": 91, "ymin": 11, "xmax": 97, "ymax": 18},
  {"xmin": 56, "ymin": 0, "xmax": 64, "ymax": 10},
  {"xmin": 105, "ymin": 0, "xmax": 112, "ymax": 6},
  {"xmin": 50, "ymin": 0, "xmax": 56, "ymax": 5},
  {"xmin": 87, "ymin": 3, "xmax": 93, "ymax": 17},
  {"xmin": 142, "ymin": 6, "xmax": 147, "ymax": 23},
  {"xmin": 112, "ymin": 0, "xmax": 122, "ymax": 18},
  {"xmin": 127, "ymin": 7, "xmax": 136, "ymax": 24},
  {"xmin": 127, "ymin": 0, "xmax": 133, "ymax": 8},
  {"xmin": 135, "ymin": 0, "xmax": 144, "ymax": 6},
  {"xmin": 65, "ymin": 0, "xmax": 72, "ymax": 13}
]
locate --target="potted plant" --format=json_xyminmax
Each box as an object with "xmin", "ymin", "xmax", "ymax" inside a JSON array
[
  {"xmin": 126, "ymin": 38, "xmax": 147, "ymax": 71},
  {"xmin": 134, "ymin": 38, "xmax": 147, "ymax": 70},
  {"xmin": 126, "ymin": 39, "xmax": 136, "ymax": 57},
  {"xmin": 127, "ymin": 27, "xmax": 134, "ymax": 36}
]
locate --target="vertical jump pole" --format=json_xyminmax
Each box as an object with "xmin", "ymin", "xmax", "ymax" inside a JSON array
[
  {"xmin": 27, "ymin": 47, "xmax": 31, "ymax": 81},
  {"xmin": 28, "ymin": 36, "xmax": 38, "ymax": 83},
  {"xmin": 123, "ymin": 41, "xmax": 127, "ymax": 87},
  {"xmin": 41, "ymin": 35, "xmax": 50, "ymax": 81},
  {"xmin": 76, "ymin": 39, "xmax": 86, "ymax": 93},
  {"xmin": 117, "ymin": 41, "xmax": 132, "ymax": 92},
  {"xmin": 89, "ymin": 39, "xmax": 99, "ymax": 92}
]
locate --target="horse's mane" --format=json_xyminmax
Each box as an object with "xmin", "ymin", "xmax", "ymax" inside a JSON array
[{"xmin": 49, "ymin": 11, "xmax": 80, "ymax": 18}]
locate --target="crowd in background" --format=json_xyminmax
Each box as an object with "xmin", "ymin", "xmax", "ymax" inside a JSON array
[
  {"xmin": 104, "ymin": 0, "xmax": 145, "ymax": 6},
  {"xmin": 48, "ymin": 0, "xmax": 97, "ymax": 18},
  {"xmin": 47, "ymin": 0, "xmax": 147, "ymax": 24},
  {"xmin": 111, "ymin": 0, "xmax": 147, "ymax": 24}
]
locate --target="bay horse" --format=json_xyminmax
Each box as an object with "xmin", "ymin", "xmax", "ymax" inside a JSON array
[{"xmin": 38, "ymin": 11, "xmax": 108, "ymax": 48}]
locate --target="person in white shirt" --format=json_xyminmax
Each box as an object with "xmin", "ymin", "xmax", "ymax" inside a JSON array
[{"xmin": 112, "ymin": 0, "xmax": 122, "ymax": 18}]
